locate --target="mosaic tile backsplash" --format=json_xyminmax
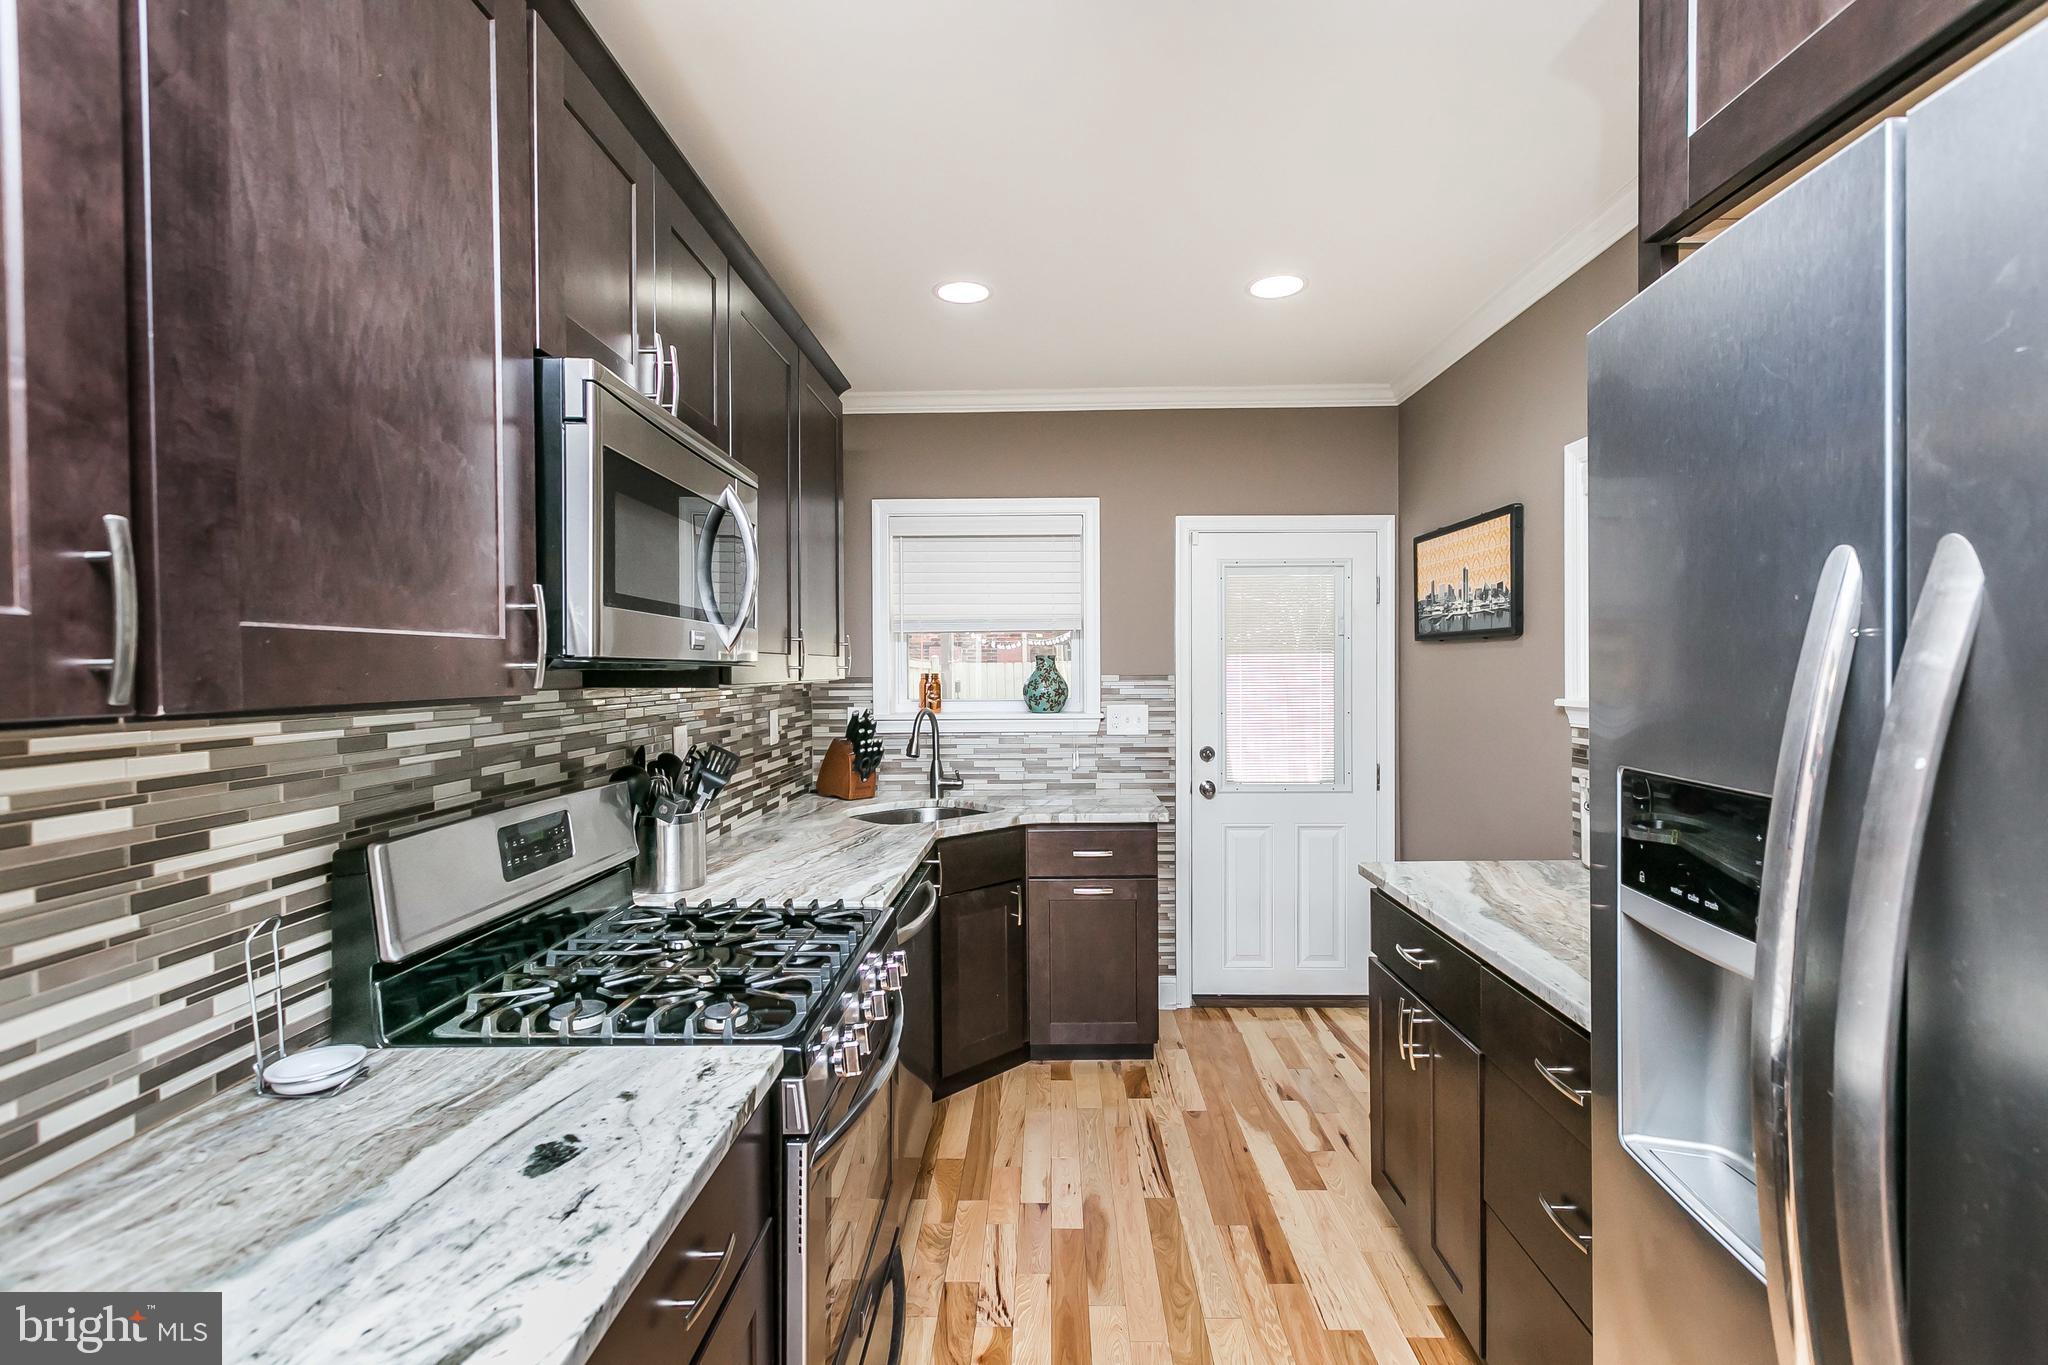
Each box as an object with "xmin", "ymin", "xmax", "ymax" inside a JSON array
[
  {"xmin": 811, "ymin": 676, "xmax": 1179, "ymax": 977},
  {"xmin": 0, "ymin": 681, "xmax": 816, "ymax": 1202}
]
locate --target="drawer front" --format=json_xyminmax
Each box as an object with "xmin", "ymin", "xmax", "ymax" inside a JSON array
[
  {"xmin": 1481, "ymin": 973, "xmax": 1592, "ymax": 1143},
  {"xmin": 1483, "ymin": 1209, "xmax": 1591, "ymax": 1365},
  {"xmin": 591, "ymin": 1104, "xmax": 773, "ymax": 1365},
  {"xmin": 1025, "ymin": 825, "xmax": 1157, "ymax": 880},
  {"xmin": 1483, "ymin": 1061, "xmax": 1593, "ymax": 1324},
  {"xmin": 1370, "ymin": 891, "xmax": 1481, "ymax": 1037},
  {"xmin": 939, "ymin": 826, "xmax": 1023, "ymax": 896}
]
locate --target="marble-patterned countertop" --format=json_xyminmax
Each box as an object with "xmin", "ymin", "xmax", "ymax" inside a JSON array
[
  {"xmin": 0, "ymin": 1046, "xmax": 783, "ymax": 1365},
  {"xmin": 688, "ymin": 791, "xmax": 1171, "ymax": 907},
  {"xmin": 1359, "ymin": 859, "xmax": 1592, "ymax": 1029}
]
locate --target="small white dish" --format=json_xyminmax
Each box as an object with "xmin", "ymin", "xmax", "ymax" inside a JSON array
[{"xmin": 262, "ymin": 1043, "xmax": 367, "ymax": 1095}]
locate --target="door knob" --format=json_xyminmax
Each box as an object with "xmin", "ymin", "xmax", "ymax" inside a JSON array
[
  {"xmin": 1198, "ymin": 781, "xmax": 1216, "ymax": 799},
  {"xmin": 1198, "ymin": 745, "xmax": 1215, "ymax": 762}
]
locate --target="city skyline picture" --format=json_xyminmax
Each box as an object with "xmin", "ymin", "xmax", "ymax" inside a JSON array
[{"xmin": 1414, "ymin": 503, "xmax": 1524, "ymax": 641}]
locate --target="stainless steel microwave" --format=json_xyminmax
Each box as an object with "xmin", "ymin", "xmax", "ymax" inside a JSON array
[{"xmin": 540, "ymin": 358, "xmax": 760, "ymax": 668}]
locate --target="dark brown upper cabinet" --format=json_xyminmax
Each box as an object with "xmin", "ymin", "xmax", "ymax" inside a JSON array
[
  {"xmin": 0, "ymin": 0, "xmax": 135, "ymax": 723},
  {"xmin": 729, "ymin": 274, "xmax": 800, "ymax": 675},
  {"xmin": 138, "ymin": 0, "xmax": 540, "ymax": 713},
  {"xmin": 533, "ymin": 10, "xmax": 651, "ymax": 389},
  {"xmin": 651, "ymin": 176, "xmax": 730, "ymax": 451},
  {"xmin": 796, "ymin": 359, "xmax": 846, "ymax": 680},
  {"xmin": 1640, "ymin": 0, "xmax": 2040, "ymax": 251}
]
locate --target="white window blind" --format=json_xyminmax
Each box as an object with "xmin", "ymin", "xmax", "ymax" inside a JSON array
[
  {"xmin": 1221, "ymin": 564, "xmax": 1344, "ymax": 786},
  {"xmin": 886, "ymin": 513, "xmax": 1085, "ymax": 633}
]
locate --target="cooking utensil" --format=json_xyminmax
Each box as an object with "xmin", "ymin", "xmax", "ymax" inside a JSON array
[
  {"xmin": 689, "ymin": 744, "xmax": 741, "ymax": 812},
  {"xmin": 610, "ymin": 745, "xmax": 652, "ymax": 819},
  {"xmin": 651, "ymin": 749, "xmax": 686, "ymax": 792}
]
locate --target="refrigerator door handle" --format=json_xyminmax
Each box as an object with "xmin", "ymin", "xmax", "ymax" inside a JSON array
[
  {"xmin": 1833, "ymin": 533, "xmax": 1985, "ymax": 1365},
  {"xmin": 1751, "ymin": 542, "xmax": 1864, "ymax": 1365}
]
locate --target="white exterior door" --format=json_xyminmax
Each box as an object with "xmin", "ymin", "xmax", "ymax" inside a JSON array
[{"xmin": 1187, "ymin": 528, "xmax": 1385, "ymax": 997}]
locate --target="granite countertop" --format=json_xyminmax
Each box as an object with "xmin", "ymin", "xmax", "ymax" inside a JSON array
[
  {"xmin": 0, "ymin": 1046, "xmax": 783, "ymax": 1365},
  {"xmin": 1359, "ymin": 859, "xmax": 1592, "ymax": 1029},
  {"xmin": 686, "ymin": 790, "xmax": 1171, "ymax": 907}
]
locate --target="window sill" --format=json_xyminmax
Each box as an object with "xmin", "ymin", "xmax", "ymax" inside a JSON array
[
  {"xmin": 873, "ymin": 712, "xmax": 1104, "ymax": 736},
  {"xmin": 1556, "ymin": 697, "xmax": 1589, "ymax": 730}
]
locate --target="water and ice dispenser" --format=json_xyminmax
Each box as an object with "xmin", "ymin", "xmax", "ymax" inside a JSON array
[{"xmin": 1616, "ymin": 768, "xmax": 1771, "ymax": 1279}]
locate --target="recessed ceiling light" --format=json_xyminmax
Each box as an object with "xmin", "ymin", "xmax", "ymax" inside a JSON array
[
  {"xmin": 934, "ymin": 281, "xmax": 991, "ymax": 305},
  {"xmin": 1248, "ymin": 274, "xmax": 1305, "ymax": 299}
]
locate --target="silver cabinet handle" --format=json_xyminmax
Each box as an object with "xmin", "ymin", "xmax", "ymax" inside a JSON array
[
  {"xmin": 1538, "ymin": 1196, "xmax": 1592, "ymax": 1256},
  {"xmin": 1534, "ymin": 1059, "xmax": 1590, "ymax": 1108},
  {"xmin": 506, "ymin": 582, "xmax": 546, "ymax": 682},
  {"xmin": 62, "ymin": 514, "xmax": 139, "ymax": 708},
  {"xmin": 1071, "ymin": 887, "xmax": 1115, "ymax": 897},
  {"xmin": 1834, "ymin": 533, "xmax": 1983, "ymax": 1365},
  {"xmin": 1396, "ymin": 997, "xmax": 1412, "ymax": 1065},
  {"xmin": 667, "ymin": 343, "xmax": 680, "ymax": 415},
  {"xmin": 654, "ymin": 1231, "xmax": 738, "ymax": 1331},
  {"xmin": 1404, "ymin": 1009, "xmax": 1432, "ymax": 1070},
  {"xmin": 1011, "ymin": 886, "xmax": 1023, "ymax": 926},
  {"xmin": 1070, "ymin": 850, "xmax": 1114, "ymax": 858},
  {"xmin": 637, "ymin": 334, "xmax": 664, "ymax": 402},
  {"xmin": 1750, "ymin": 543, "xmax": 1863, "ymax": 1365},
  {"xmin": 1394, "ymin": 944, "xmax": 1435, "ymax": 970}
]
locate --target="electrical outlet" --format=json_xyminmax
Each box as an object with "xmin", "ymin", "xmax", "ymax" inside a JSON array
[
  {"xmin": 670, "ymin": 723, "xmax": 689, "ymax": 756},
  {"xmin": 767, "ymin": 708, "xmax": 782, "ymax": 745},
  {"xmin": 1105, "ymin": 703, "xmax": 1147, "ymax": 736}
]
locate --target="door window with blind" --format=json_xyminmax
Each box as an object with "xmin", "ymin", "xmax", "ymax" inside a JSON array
[
  {"xmin": 1219, "ymin": 562, "xmax": 1350, "ymax": 790},
  {"xmin": 871, "ymin": 499, "xmax": 1101, "ymax": 726}
]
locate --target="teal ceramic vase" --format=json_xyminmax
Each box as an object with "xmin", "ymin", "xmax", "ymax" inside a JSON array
[{"xmin": 1022, "ymin": 655, "xmax": 1069, "ymax": 713}]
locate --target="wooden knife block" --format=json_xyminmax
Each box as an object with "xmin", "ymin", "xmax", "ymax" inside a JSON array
[{"xmin": 816, "ymin": 738, "xmax": 878, "ymax": 801}]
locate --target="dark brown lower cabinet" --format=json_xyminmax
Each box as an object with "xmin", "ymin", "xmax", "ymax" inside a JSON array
[
  {"xmin": 939, "ymin": 880, "xmax": 1029, "ymax": 1076},
  {"xmin": 690, "ymin": 1225, "xmax": 775, "ymax": 1365},
  {"xmin": 1026, "ymin": 877, "xmax": 1158, "ymax": 1050},
  {"xmin": 1484, "ymin": 1209, "xmax": 1592, "ymax": 1365},
  {"xmin": 1370, "ymin": 960, "xmax": 1483, "ymax": 1346}
]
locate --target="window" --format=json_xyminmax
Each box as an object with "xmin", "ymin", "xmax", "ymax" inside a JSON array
[
  {"xmin": 1558, "ymin": 437, "xmax": 1589, "ymax": 729},
  {"xmin": 871, "ymin": 498, "xmax": 1101, "ymax": 730}
]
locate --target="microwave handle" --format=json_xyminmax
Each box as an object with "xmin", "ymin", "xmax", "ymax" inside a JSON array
[{"xmin": 695, "ymin": 485, "xmax": 760, "ymax": 651}]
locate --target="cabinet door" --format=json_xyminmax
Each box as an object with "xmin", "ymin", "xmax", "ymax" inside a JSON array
[
  {"xmin": 1370, "ymin": 961, "xmax": 1430, "ymax": 1241},
  {"xmin": 729, "ymin": 275, "xmax": 798, "ymax": 673},
  {"xmin": 940, "ymin": 880, "xmax": 1028, "ymax": 1077},
  {"xmin": 0, "ymin": 0, "xmax": 133, "ymax": 722},
  {"xmin": 1640, "ymin": 0, "xmax": 2026, "ymax": 245},
  {"xmin": 1421, "ymin": 1006, "xmax": 1485, "ymax": 1348},
  {"xmin": 534, "ymin": 10, "xmax": 651, "ymax": 386},
  {"xmin": 141, "ymin": 0, "xmax": 539, "ymax": 713},
  {"xmin": 650, "ymin": 175, "xmax": 728, "ymax": 450},
  {"xmin": 1026, "ymin": 879, "xmax": 1158, "ymax": 1049},
  {"xmin": 795, "ymin": 359, "xmax": 844, "ymax": 678},
  {"xmin": 691, "ymin": 1228, "xmax": 775, "ymax": 1365}
]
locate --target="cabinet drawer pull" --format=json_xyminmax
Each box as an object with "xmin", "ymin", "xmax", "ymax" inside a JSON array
[
  {"xmin": 1012, "ymin": 887, "xmax": 1023, "ymax": 925},
  {"xmin": 62, "ymin": 514, "xmax": 139, "ymax": 708},
  {"xmin": 654, "ymin": 1231, "xmax": 738, "ymax": 1330},
  {"xmin": 1405, "ymin": 1009, "xmax": 1433, "ymax": 1070},
  {"xmin": 1395, "ymin": 943, "xmax": 1436, "ymax": 970},
  {"xmin": 1071, "ymin": 887, "xmax": 1115, "ymax": 896},
  {"xmin": 1534, "ymin": 1059, "xmax": 1591, "ymax": 1108},
  {"xmin": 505, "ymin": 582, "xmax": 547, "ymax": 684},
  {"xmin": 1071, "ymin": 849, "xmax": 1114, "ymax": 858},
  {"xmin": 1396, "ymin": 998, "xmax": 1412, "ymax": 1064},
  {"xmin": 1539, "ymin": 1196, "xmax": 1593, "ymax": 1256}
]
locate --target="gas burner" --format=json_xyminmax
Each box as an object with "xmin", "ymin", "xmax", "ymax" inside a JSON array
[
  {"xmin": 548, "ymin": 998, "xmax": 606, "ymax": 1035},
  {"xmin": 700, "ymin": 999, "xmax": 750, "ymax": 1033}
]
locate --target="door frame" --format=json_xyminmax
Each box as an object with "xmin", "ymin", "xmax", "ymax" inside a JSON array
[{"xmin": 1168, "ymin": 514, "xmax": 1399, "ymax": 1009}]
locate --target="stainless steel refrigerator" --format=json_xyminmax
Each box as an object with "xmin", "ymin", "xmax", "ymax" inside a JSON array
[{"xmin": 1586, "ymin": 19, "xmax": 2048, "ymax": 1365}]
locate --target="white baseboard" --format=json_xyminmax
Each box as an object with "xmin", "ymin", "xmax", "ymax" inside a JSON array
[{"xmin": 1158, "ymin": 976, "xmax": 1187, "ymax": 1010}]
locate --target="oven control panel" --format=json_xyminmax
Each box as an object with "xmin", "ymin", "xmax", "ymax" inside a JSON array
[{"xmin": 496, "ymin": 810, "xmax": 574, "ymax": 882}]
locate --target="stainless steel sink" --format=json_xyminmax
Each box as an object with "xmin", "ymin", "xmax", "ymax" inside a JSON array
[{"xmin": 851, "ymin": 803, "xmax": 987, "ymax": 825}]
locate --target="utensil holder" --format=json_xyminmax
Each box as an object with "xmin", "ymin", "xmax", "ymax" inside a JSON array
[
  {"xmin": 636, "ymin": 808, "xmax": 708, "ymax": 901},
  {"xmin": 816, "ymin": 738, "xmax": 878, "ymax": 801},
  {"xmin": 242, "ymin": 917, "xmax": 369, "ymax": 1099}
]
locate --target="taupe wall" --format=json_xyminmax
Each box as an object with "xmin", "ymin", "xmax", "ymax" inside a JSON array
[
  {"xmin": 1396, "ymin": 236, "xmax": 1634, "ymax": 859},
  {"xmin": 842, "ymin": 408, "xmax": 1400, "ymax": 675}
]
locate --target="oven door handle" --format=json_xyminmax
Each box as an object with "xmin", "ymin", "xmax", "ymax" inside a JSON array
[
  {"xmin": 695, "ymin": 485, "xmax": 760, "ymax": 652},
  {"xmin": 894, "ymin": 878, "xmax": 940, "ymax": 948},
  {"xmin": 815, "ymin": 1005, "xmax": 904, "ymax": 1162}
]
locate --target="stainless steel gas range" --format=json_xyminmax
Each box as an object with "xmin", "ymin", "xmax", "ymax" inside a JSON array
[{"xmin": 330, "ymin": 783, "xmax": 936, "ymax": 1365}]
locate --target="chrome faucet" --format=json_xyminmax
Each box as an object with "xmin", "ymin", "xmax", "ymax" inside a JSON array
[{"xmin": 905, "ymin": 707, "xmax": 964, "ymax": 803}]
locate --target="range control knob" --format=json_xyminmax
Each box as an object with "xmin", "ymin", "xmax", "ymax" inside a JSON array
[
  {"xmin": 885, "ymin": 951, "xmax": 906, "ymax": 991},
  {"xmin": 838, "ymin": 1032, "xmax": 863, "ymax": 1077}
]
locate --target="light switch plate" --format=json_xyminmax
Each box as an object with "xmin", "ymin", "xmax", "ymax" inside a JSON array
[
  {"xmin": 1105, "ymin": 703, "xmax": 1147, "ymax": 736},
  {"xmin": 767, "ymin": 709, "xmax": 782, "ymax": 745},
  {"xmin": 670, "ymin": 723, "xmax": 690, "ymax": 756}
]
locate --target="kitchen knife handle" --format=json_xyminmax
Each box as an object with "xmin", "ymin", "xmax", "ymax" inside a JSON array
[
  {"xmin": 1834, "ymin": 534, "xmax": 1984, "ymax": 1365},
  {"xmin": 1750, "ymin": 543, "xmax": 1863, "ymax": 1365}
]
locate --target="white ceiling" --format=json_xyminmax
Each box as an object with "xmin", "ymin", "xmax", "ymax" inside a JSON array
[{"xmin": 582, "ymin": 0, "xmax": 1637, "ymax": 409}]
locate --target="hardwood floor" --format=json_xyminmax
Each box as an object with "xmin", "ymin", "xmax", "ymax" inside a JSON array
[{"xmin": 900, "ymin": 1006, "xmax": 1481, "ymax": 1364}]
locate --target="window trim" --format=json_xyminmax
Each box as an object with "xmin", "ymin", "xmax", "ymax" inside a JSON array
[
  {"xmin": 869, "ymin": 497, "xmax": 1103, "ymax": 734},
  {"xmin": 1557, "ymin": 437, "xmax": 1590, "ymax": 730}
]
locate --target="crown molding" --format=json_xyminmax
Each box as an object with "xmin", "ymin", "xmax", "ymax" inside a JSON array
[
  {"xmin": 1392, "ymin": 182, "xmax": 1638, "ymax": 403},
  {"xmin": 840, "ymin": 382, "xmax": 1397, "ymax": 415}
]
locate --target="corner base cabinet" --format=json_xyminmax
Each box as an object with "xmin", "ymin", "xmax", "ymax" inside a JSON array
[{"xmin": 1369, "ymin": 890, "xmax": 1592, "ymax": 1364}]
